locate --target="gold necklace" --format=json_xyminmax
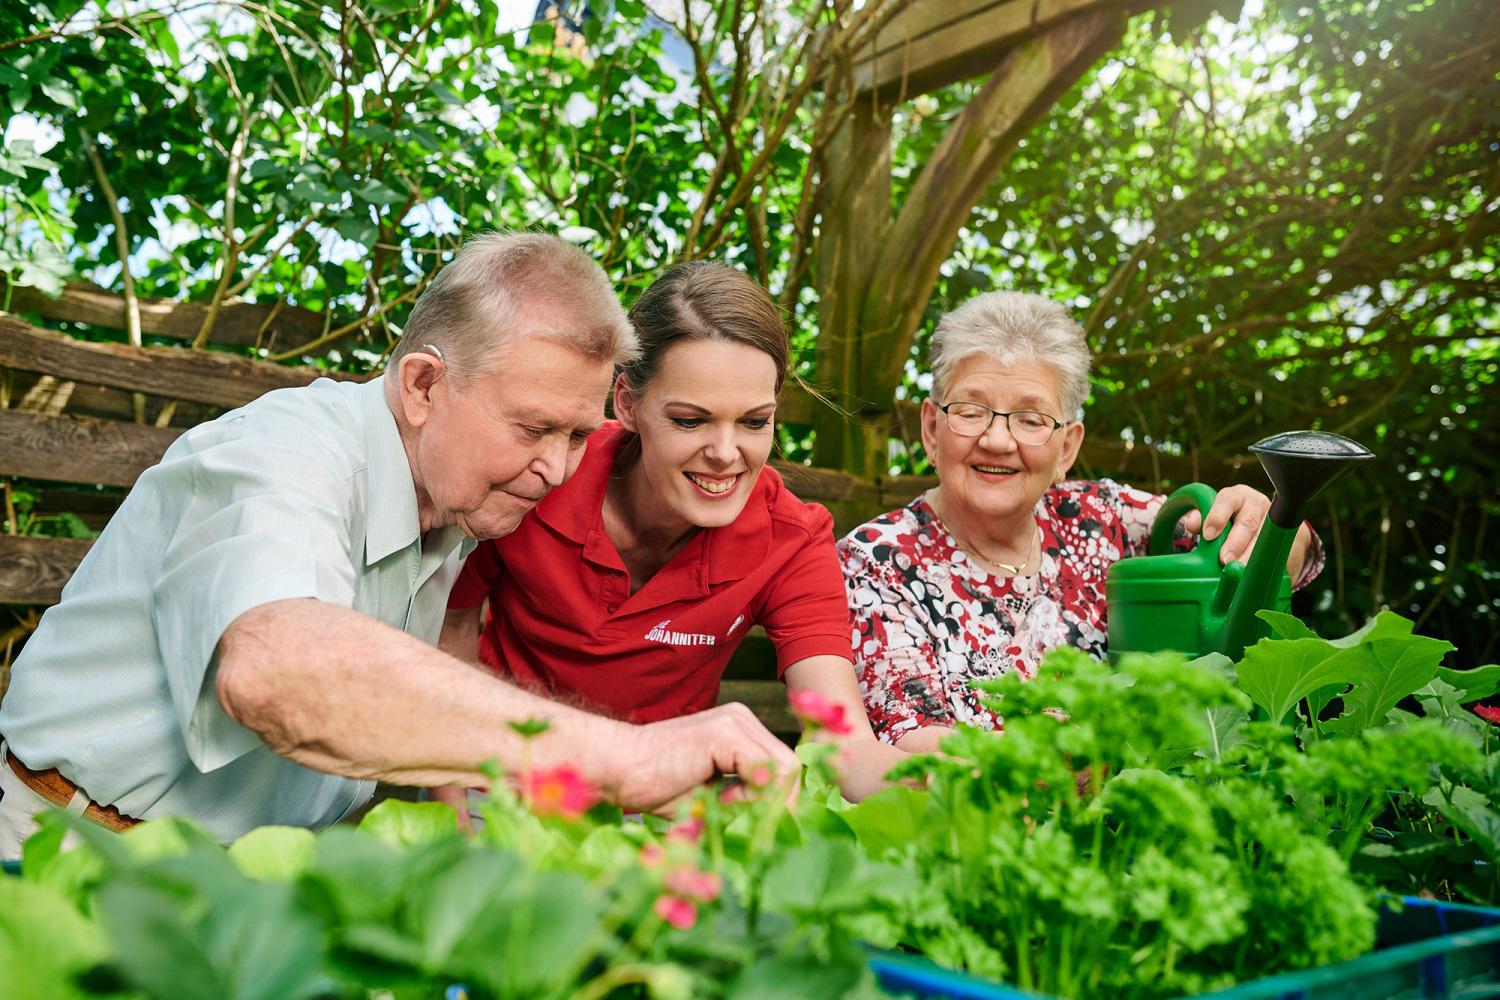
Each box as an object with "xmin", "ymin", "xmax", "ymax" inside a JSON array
[{"xmin": 928, "ymin": 492, "xmax": 1041, "ymax": 576}]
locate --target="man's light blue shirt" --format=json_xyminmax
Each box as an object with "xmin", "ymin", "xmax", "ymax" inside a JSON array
[{"xmin": 0, "ymin": 375, "xmax": 475, "ymax": 841}]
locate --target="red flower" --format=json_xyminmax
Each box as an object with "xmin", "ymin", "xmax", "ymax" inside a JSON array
[
  {"xmin": 517, "ymin": 765, "xmax": 599, "ymax": 820},
  {"xmin": 1473, "ymin": 704, "xmax": 1500, "ymax": 724},
  {"xmin": 664, "ymin": 865, "xmax": 721, "ymax": 903},
  {"xmin": 654, "ymin": 894, "xmax": 698, "ymax": 930},
  {"xmin": 788, "ymin": 689, "xmax": 854, "ymax": 736}
]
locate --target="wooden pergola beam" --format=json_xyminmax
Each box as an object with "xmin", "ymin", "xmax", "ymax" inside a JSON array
[{"xmin": 850, "ymin": 0, "xmax": 1119, "ymax": 97}]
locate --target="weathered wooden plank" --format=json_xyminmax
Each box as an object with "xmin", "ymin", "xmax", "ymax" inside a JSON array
[
  {"xmin": 769, "ymin": 459, "xmax": 884, "ymax": 505},
  {"xmin": 852, "ymin": 0, "xmax": 1111, "ymax": 96},
  {"xmin": 0, "ymin": 410, "xmax": 181, "ymax": 487},
  {"xmin": 0, "ymin": 535, "xmax": 92, "ymax": 604},
  {"xmin": 0, "ymin": 314, "xmax": 356, "ymax": 408},
  {"xmin": 7, "ymin": 280, "xmax": 326, "ymax": 349},
  {"xmin": 717, "ymin": 679, "xmax": 797, "ymax": 736}
]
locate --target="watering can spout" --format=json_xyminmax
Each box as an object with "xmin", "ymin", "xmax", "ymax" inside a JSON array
[{"xmin": 1216, "ymin": 430, "xmax": 1374, "ymax": 659}]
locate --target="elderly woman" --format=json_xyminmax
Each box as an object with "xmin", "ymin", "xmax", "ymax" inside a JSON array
[{"xmin": 837, "ymin": 292, "xmax": 1322, "ymax": 752}]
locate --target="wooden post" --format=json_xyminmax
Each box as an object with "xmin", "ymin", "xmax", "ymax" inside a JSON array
[{"xmin": 811, "ymin": 95, "xmax": 894, "ymax": 477}]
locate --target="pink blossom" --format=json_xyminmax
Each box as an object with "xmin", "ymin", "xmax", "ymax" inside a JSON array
[
  {"xmin": 744, "ymin": 762, "xmax": 775, "ymax": 788},
  {"xmin": 1474, "ymin": 704, "xmax": 1500, "ymax": 724},
  {"xmin": 667, "ymin": 817, "xmax": 705, "ymax": 844},
  {"xmin": 517, "ymin": 766, "xmax": 599, "ymax": 821},
  {"xmin": 664, "ymin": 865, "xmax": 721, "ymax": 903},
  {"xmin": 654, "ymin": 894, "xmax": 698, "ymax": 929},
  {"xmin": 787, "ymin": 689, "xmax": 854, "ymax": 736},
  {"xmin": 638, "ymin": 843, "xmax": 665, "ymax": 868}
]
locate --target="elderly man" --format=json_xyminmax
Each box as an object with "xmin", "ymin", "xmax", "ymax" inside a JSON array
[{"xmin": 0, "ymin": 233, "xmax": 795, "ymax": 858}]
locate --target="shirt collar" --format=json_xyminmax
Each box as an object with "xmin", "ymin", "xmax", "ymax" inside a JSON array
[{"xmin": 361, "ymin": 375, "xmax": 424, "ymax": 565}]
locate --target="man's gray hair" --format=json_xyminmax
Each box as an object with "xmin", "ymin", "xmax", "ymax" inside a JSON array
[
  {"xmin": 389, "ymin": 231, "xmax": 637, "ymax": 383},
  {"xmin": 929, "ymin": 291, "xmax": 1092, "ymax": 419}
]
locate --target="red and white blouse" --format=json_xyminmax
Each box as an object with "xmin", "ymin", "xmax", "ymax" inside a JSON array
[{"xmin": 836, "ymin": 480, "xmax": 1324, "ymax": 744}]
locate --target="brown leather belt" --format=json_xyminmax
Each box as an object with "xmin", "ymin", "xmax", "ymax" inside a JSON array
[{"xmin": 5, "ymin": 751, "xmax": 139, "ymax": 833}]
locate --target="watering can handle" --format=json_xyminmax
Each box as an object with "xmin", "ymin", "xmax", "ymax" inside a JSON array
[{"xmin": 1148, "ymin": 483, "xmax": 1227, "ymax": 563}]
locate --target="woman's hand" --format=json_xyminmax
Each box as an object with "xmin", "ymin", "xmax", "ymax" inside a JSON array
[{"xmin": 1180, "ymin": 484, "xmax": 1312, "ymax": 581}]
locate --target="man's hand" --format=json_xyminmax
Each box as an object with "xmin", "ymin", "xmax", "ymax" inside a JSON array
[{"xmin": 598, "ymin": 703, "xmax": 799, "ymax": 814}]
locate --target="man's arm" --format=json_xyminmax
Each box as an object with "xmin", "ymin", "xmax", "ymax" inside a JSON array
[
  {"xmin": 783, "ymin": 655, "xmax": 907, "ymax": 802},
  {"xmin": 216, "ymin": 598, "xmax": 797, "ymax": 812}
]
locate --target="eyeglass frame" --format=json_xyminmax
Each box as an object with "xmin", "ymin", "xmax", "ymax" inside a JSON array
[{"xmin": 935, "ymin": 399, "xmax": 1070, "ymax": 445}]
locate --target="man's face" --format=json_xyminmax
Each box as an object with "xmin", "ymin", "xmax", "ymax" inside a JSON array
[{"xmin": 409, "ymin": 334, "xmax": 614, "ymax": 540}]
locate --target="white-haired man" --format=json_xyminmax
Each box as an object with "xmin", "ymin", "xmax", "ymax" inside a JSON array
[{"xmin": 0, "ymin": 233, "xmax": 796, "ymax": 857}]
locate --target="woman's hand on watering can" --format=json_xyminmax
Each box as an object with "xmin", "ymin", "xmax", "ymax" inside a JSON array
[{"xmin": 1182, "ymin": 485, "xmax": 1313, "ymax": 581}]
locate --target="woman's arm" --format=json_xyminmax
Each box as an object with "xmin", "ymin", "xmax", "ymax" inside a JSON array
[{"xmin": 783, "ymin": 655, "xmax": 907, "ymax": 802}]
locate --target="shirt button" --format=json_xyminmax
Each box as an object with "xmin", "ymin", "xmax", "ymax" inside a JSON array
[{"xmin": 606, "ymin": 604, "xmax": 617, "ymax": 613}]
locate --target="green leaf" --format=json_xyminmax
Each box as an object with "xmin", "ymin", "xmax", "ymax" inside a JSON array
[
  {"xmin": 0, "ymin": 878, "xmax": 112, "ymax": 999},
  {"xmin": 1437, "ymin": 664, "xmax": 1500, "ymax": 703},
  {"xmin": 358, "ymin": 799, "xmax": 459, "ymax": 849},
  {"xmin": 1201, "ymin": 705, "xmax": 1249, "ymax": 760},
  {"xmin": 1325, "ymin": 635, "xmax": 1451, "ymax": 736},
  {"xmin": 229, "ymin": 826, "xmax": 317, "ymax": 882},
  {"xmin": 357, "ymin": 179, "xmax": 406, "ymax": 207},
  {"xmin": 1257, "ymin": 610, "xmax": 1319, "ymax": 640},
  {"xmin": 843, "ymin": 786, "xmax": 928, "ymax": 857},
  {"xmin": 1235, "ymin": 637, "xmax": 1346, "ymax": 725}
]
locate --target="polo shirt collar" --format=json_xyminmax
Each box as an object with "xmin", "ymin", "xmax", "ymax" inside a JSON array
[
  {"xmin": 361, "ymin": 375, "xmax": 423, "ymax": 566},
  {"xmin": 536, "ymin": 422, "xmax": 618, "ymax": 552}
]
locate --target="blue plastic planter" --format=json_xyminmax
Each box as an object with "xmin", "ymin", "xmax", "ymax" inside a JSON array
[{"xmin": 867, "ymin": 896, "xmax": 1500, "ymax": 1000}]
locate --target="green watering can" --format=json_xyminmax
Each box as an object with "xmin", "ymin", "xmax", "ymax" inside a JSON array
[{"xmin": 1106, "ymin": 430, "xmax": 1373, "ymax": 662}]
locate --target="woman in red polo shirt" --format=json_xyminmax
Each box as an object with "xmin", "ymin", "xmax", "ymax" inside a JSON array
[{"xmin": 435, "ymin": 262, "xmax": 903, "ymax": 804}]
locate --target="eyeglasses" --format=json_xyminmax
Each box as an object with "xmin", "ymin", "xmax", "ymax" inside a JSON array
[{"xmin": 937, "ymin": 401, "xmax": 1066, "ymax": 445}]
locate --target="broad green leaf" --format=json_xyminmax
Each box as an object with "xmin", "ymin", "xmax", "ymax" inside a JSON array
[
  {"xmin": 358, "ymin": 799, "xmax": 460, "ymax": 849},
  {"xmin": 1201, "ymin": 705, "xmax": 1249, "ymax": 761},
  {"xmin": 229, "ymin": 826, "xmax": 316, "ymax": 882},
  {"xmin": 0, "ymin": 879, "xmax": 112, "ymax": 999},
  {"xmin": 1325, "ymin": 635, "xmax": 1452, "ymax": 736},
  {"xmin": 1234, "ymin": 637, "xmax": 1346, "ymax": 725},
  {"xmin": 1256, "ymin": 610, "xmax": 1318, "ymax": 640},
  {"xmin": 843, "ymin": 785, "xmax": 929, "ymax": 857},
  {"xmin": 1437, "ymin": 664, "xmax": 1500, "ymax": 703}
]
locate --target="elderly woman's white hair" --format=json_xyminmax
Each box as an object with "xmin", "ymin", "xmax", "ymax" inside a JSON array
[
  {"xmin": 929, "ymin": 291, "xmax": 1091, "ymax": 419},
  {"xmin": 389, "ymin": 231, "xmax": 638, "ymax": 384}
]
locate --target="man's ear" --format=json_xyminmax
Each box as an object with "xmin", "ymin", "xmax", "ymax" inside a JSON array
[
  {"xmin": 1056, "ymin": 421, "xmax": 1086, "ymax": 480},
  {"xmin": 397, "ymin": 352, "xmax": 444, "ymax": 428},
  {"xmin": 612, "ymin": 373, "xmax": 640, "ymax": 432}
]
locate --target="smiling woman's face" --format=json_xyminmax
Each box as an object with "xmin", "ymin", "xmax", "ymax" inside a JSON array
[
  {"xmin": 615, "ymin": 337, "xmax": 779, "ymax": 531},
  {"xmin": 922, "ymin": 354, "xmax": 1085, "ymax": 531}
]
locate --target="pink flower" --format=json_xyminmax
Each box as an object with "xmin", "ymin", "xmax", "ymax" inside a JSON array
[
  {"xmin": 638, "ymin": 843, "xmax": 665, "ymax": 868},
  {"xmin": 788, "ymin": 689, "xmax": 854, "ymax": 736},
  {"xmin": 654, "ymin": 894, "xmax": 698, "ymax": 929},
  {"xmin": 664, "ymin": 865, "xmax": 721, "ymax": 903},
  {"xmin": 744, "ymin": 762, "xmax": 775, "ymax": 788},
  {"xmin": 1474, "ymin": 704, "xmax": 1500, "ymax": 724},
  {"xmin": 517, "ymin": 765, "xmax": 599, "ymax": 821},
  {"xmin": 667, "ymin": 817, "xmax": 705, "ymax": 844}
]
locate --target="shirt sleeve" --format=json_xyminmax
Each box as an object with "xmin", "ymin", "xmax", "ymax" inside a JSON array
[
  {"xmin": 1106, "ymin": 480, "xmax": 1173, "ymax": 558},
  {"xmin": 449, "ymin": 539, "xmax": 503, "ymax": 609},
  {"xmin": 839, "ymin": 537, "xmax": 954, "ymax": 745},
  {"xmin": 756, "ymin": 505, "xmax": 856, "ymax": 675},
  {"xmin": 150, "ymin": 421, "xmax": 359, "ymax": 774}
]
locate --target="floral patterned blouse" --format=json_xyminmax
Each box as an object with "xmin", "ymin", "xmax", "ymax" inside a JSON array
[{"xmin": 836, "ymin": 480, "xmax": 1324, "ymax": 745}]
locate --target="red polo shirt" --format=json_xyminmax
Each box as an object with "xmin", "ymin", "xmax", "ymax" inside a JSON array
[{"xmin": 447, "ymin": 422, "xmax": 853, "ymax": 722}]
